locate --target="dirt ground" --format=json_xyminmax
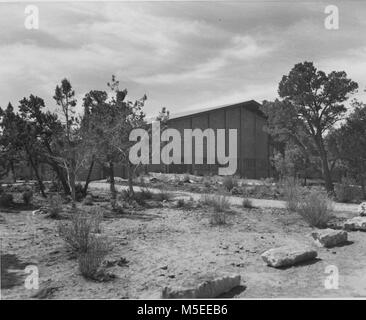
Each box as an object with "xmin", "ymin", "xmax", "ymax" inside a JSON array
[{"xmin": 1, "ymin": 186, "xmax": 366, "ymax": 299}]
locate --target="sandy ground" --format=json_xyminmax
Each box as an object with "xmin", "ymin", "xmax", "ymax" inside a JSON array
[{"xmin": 1, "ymin": 185, "xmax": 366, "ymax": 299}]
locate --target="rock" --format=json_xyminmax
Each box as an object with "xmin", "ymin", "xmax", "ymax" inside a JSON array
[
  {"xmin": 162, "ymin": 274, "xmax": 241, "ymax": 299},
  {"xmin": 358, "ymin": 202, "xmax": 366, "ymax": 216},
  {"xmin": 261, "ymin": 245, "xmax": 317, "ymax": 268},
  {"xmin": 310, "ymin": 229, "xmax": 348, "ymax": 248},
  {"xmin": 344, "ymin": 217, "xmax": 366, "ymax": 231}
]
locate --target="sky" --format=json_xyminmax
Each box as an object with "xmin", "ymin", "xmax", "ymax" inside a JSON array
[{"xmin": 1, "ymin": 0, "xmax": 366, "ymax": 118}]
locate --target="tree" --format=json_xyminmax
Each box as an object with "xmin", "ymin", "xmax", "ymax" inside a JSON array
[
  {"xmin": 107, "ymin": 76, "xmax": 147, "ymax": 196},
  {"xmin": 327, "ymin": 100, "xmax": 366, "ymax": 198},
  {"xmin": 0, "ymin": 103, "xmax": 24, "ymax": 182},
  {"xmin": 82, "ymin": 89, "xmax": 121, "ymax": 203},
  {"xmin": 53, "ymin": 79, "xmax": 88, "ymax": 206},
  {"xmin": 265, "ymin": 61, "xmax": 358, "ymax": 192}
]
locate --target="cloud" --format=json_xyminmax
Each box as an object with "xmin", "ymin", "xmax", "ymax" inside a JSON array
[{"xmin": 0, "ymin": 1, "xmax": 365, "ymax": 118}]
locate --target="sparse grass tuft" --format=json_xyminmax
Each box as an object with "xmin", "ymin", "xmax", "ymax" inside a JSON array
[
  {"xmin": 200, "ymin": 194, "xmax": 230, "ymax": 212},
  {"xmin": 78, "ymin": 236, "xmax": 110, "ymax": 280},
  {"xmin": 58, "ymin": 211, "xmax": 103, "ymax": 254},
  {"xmin": 22, "ymin": 190, "xmax": 33, "ymax": 205},
  {"xmin": 0, "ymin": 193, "xmax": 13, "ymax": 208},
  {"xmin": 154, "ymin": 189, "xmax": 171, "ymax": 202},
  {"xmin": 222, "ymin": 176, "xmax": 238, "ymax": 191},
  {"xmin": 210, "ymin": 210, "xmax": 226, "ymax": 225},
  {"xmin": 48, "ymin": 194, "xmax": 63, "ymax": 219},
  {"xmin": 242, "ymin": 198, "xmax": 254, "ymax": 209},
  {"xmin": 283, "ymin": 178, "xmax": 302, "ymax": 212}
]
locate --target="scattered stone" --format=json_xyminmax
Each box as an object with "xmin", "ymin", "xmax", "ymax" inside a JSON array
[
  {"xmin": 344, "ymin": 217, "xmax": 366, "ymax": 231},
  {"xmin": 160, "ymin": 265, "xmax": 168, "ymax": 270},
  {"xmin": 311, "ymin": 229, "xmax": 348, "ymax": 248},
  {"xmin": 162, "ymin": 274, "xmax": 241, "ymax": 299},
  {"xmin": 261, "ymin": 245, "xmax": 318, "ymax": 268},
  {"xmin": 358, "ymin": 202, "xmax": 366, "ymax": 216}
]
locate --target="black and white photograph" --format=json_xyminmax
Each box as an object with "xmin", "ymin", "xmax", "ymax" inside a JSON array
[{"xmin": 1, "ymin": 0, "xmax": 366, "ymax": 304}]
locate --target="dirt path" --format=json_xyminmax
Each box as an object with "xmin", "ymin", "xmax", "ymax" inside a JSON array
[{"xmin": 89, "ymin": 181, "xmax": 359, "ymax": 215}]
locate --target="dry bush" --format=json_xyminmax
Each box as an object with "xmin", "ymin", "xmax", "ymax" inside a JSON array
[
  {"xmin": 139, "ymin": 186, "xmax": 153, "ymax": 200},
  {"xmin": 0, "ymin": 193, "xmax": 13, "ymax": 208},
  {"xmin": 334, "ymin": 178, "xmax": 360, "ymax": 203},
  {"xmin": 282, "ymin": 178, "xmax": 302, "ymax": 212},
  {"xmin": 176, "ymin": 197, "xmax": 194, "ymax": 209},
  {"xmin": 154, "ymin": 189, "xmax": 171, "ymax": 202},
  {"xmin": 48, "ymin": 194, "xmax": 63, "ymax": 219},
  {"xmin": 58, "ymin": 211, "xmax": 103, "ymax": 254},
  {"xmin": 222, "ymin": 176, "xmax": 238, "ymax": 191},
  {"xmin": 242, "ymin": 198, "xmax": 254, "ymax": 209},
  {"xmin": 78, "ymin": 236, "xmax": 110, "ymax": 279},
  {"xmin": 200, "ymin": 194, "xmax": 230, "ymax": 212},
  {"xmin": 22, "ymin": 190, "xmax": 33, "ymax": 205},
  {"xmin": 296, "ymin": 191, "xmax": 333, "ymax": 228},
  {"xmin": 210, "ymin": 210, "xmax": 226, "ymax": 225}
]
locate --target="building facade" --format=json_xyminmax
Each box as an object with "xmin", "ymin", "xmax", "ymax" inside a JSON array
[{"xmin": 150, "ymin": 100, "xmax": 270, "ymax": 179}]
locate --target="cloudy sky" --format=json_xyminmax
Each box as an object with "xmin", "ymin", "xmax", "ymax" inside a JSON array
[{"xmin": 1, "ymin": 0, "xmax": 366, "ymax": 117}]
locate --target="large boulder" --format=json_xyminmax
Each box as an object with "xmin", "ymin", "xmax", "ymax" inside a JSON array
[
  {"xmin": 162, "ymin": 274, "xmax": 241, "ymax": 299},
  {"xmin": 358, "ymin": 202, "xmax": 366, "ymax": 216},
  {"xmin": 311, "ymin": 229, "xmax": 348, "ymax": 248},
  {"xmin": 344, "ymin": 216, "xmax": 366, "ymax": 231},
  {"xmin": 261, "ymin": 245, "xmax": 318, "ymax": 268}
]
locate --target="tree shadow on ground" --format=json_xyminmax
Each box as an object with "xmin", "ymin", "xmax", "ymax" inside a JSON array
[{"xmin": 1, "ymin": 253, "xmax": 32, "ymax": 289}]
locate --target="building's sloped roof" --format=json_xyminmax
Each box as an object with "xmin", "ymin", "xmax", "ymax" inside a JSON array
[{"xmin": 169, "ymin": 100, "xmax": 264, "ymax": 121}]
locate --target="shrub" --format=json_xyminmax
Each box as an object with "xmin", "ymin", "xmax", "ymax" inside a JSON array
[
  {"xmin": 0, "ymin": 193, "xmax": 13, "ymax": 208},
  {"xmin": 242, "ymin": 198, "xmax": 254, "ymax": 209},
  {"xmin": 223, "ymin": 176, "xmax": 238, "ymax": 191},
  {"xmin": 22, "ymin": 190, "xmax": 33, "ymax": 205},
  {"xmin": 200, "ymin": 195, "xmax": 230, "ymax": 212},
  {"xmin": 176, "ymin": 198, "xmax": 194, "ymax": 209},
  {"xmin": 48, "ymin": 194, "xmax": 63, "ymax": 219},
  {"xmin": 334, "ymin": 178, "xmax": 360, "ymax": 203},
  {"xmin": 283, "ymin": 178, "xmax": 302, "ymax": 212},
  {"xmin": 83, "ymin": 194, "xmax": 93, "ymax": 206},
  {"xmin": 58, "ymin": 211, "xmax": 103, "ymax": 254},
  {"xmin": 210, "ymin": 210, "xmax": 226, "ymax": 225},
  {"xmin": 154, "ymin": 189, "xmax": 171, "ymax": 202},
  {"xmin": 78, "ymin": 236, "xmax": 109, "ymax": 279},
  {"xmin": 296, "ymin": 191, "xmax": 333, "ymax": 228},
  {"xmin": 75, "ymin": 183, "xmax": 84, "ymax": 202},
  {"xmin": 139, "ymin": 187, "xmax": 153, "ymax": 200}
]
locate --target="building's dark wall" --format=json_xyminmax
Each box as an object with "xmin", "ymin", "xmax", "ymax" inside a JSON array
[{"xmin": 160, "ymin": 101, "xmax": 270, "ymax": 178}]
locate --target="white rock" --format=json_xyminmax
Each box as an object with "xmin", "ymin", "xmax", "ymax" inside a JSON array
[
  {"xmin": 311, "ymin": 229, "xmax": 348, "ymax": 248},
  {"xmin": 344, "ymin": 216, "xmax": 366, "ymax": 231},
  {"xmin": 358, "ymin": 202, "xmax": 366, "ymax": 216},
  {"xmin": 261, "ymin": 245, "xmax": 317, "ymax": 268},
  {"xmin": 161, "ymin": 274, "xmax": 241, "ymax": 299}
]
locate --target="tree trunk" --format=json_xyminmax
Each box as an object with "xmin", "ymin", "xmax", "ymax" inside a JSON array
[
  {"xmin": 317, "ymin": 137, "xmax": 333, "ymax": 193},
  {"xmin": 28, "ymin": 154, "xmax": 46, "ymax": 198},
  {"xmin": 50, "ymin": 162, "xmax": 70, "ymax": 195},
  {"xmin": 10, "ymin": 161, "xmax": 16, "ymax": 183},
  {"xmin": 361, "ymin": 178, "xmax": 366, "ymax": 200},
  {"xmin": 128, "ymin": 163, "xmax": 134, "ymax": 196},
  {"xmin": 83, "ymin": 159, "xmax": 95, "ymax": 196},
  {"xmin": 109, "ymin": 161, "xmax": 116, "ymax": 200}
]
